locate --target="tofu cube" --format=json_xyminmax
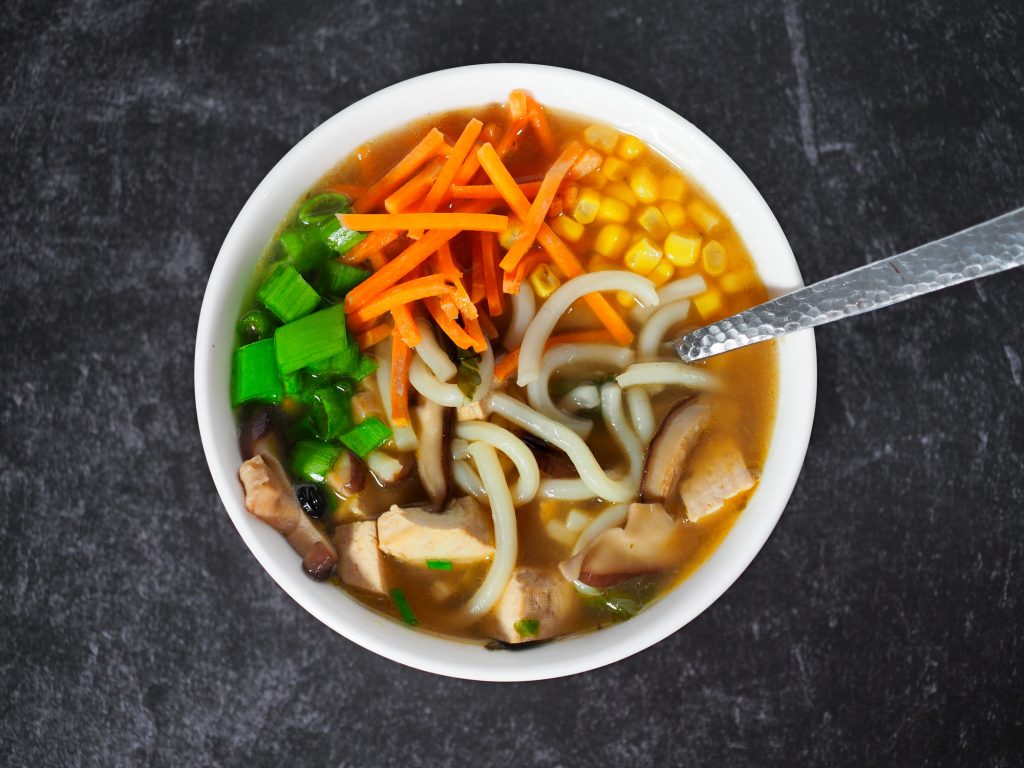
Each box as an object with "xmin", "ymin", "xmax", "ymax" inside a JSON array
[
  {"xmin": 486, "ymin": 568, "xmax": 579, "ymax": 643},
  {"xmin": 377, "ymin": 497, "xmax": 494, "ymax": 566},
  {"xmin": 334, "ymin": 521, "xmax": 387, "ymax": 594},
  {"xmin": 678, "ymin": 440, "xmax": 756, "ymax": 522}
]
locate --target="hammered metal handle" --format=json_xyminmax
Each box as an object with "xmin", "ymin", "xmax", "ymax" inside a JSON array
[{"xmin": 674, "ymin": 206, "xmax": 1024, "ymax": 362}]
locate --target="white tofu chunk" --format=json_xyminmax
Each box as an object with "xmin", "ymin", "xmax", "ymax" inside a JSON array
[
  {"xmin": 678, "ymin": 439, "xmax": 756, "ymax": 522},
  {"xmin": 333, "ymin": 521, "xmax": 388, "ymax": 594},
  {"xmin": 376, "ymin": 497, "xmax": 494, "ymax": 566},
  {"xmin": 486, "ymin": 568, "xmax": 579, "ymax": 643}
]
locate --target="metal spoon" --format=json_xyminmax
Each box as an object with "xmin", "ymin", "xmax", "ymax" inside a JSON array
[{"xmin": 673, "ymin": 206, "xmax": 1024, "ymax": 362}]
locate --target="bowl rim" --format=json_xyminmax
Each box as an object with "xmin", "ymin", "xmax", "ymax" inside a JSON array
[{"xmin": 195, "ymin": 62, "xmax": 817, "ymax": 682}]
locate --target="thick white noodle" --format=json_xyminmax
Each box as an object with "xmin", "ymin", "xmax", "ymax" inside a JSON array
[
  {"xmin": 409, "ymin": 341, "xmax": 494, "ymax": 407},
  {"xmin": 527, "ymin": 343, "xmax": 635, "ymax": 436},
  {"xmin": 638, "ymin": 300, "xmax": 692, "ymax": 359},
  {"xmin": 517, "ymin": 271, "xmax": 658, "ymax": 386},
  {"xmin": 625, "ymin": 388, "xmax": 656, "ymax": 444},
  {"xmin": 413, "ymin": 317, "xmax": 457, "ymax": 381},
  {"xmin": 572, "ymin": 502, "xmax": 630, "ymax": 556},
  {"xmin": 616, "ymin": 361, "xmax": 718, "ymax": 390},
  {"xmin": 463, "ymin": 442, "xmax": 518, "ymax": 617},
  {"xmin": 600, "ymin": 382, "xmax": 644, "ymax": 492},
  {"xmin": 487, "ymin": 393, "xmax": 634, "ymax": 502},
  {"xmin": 503, "ymin": 281, "xmax": 536, "ymax": 350},
  {"xmin": 560, "ymin": 383, "xmax": 601, "ymax": 413},
  {"xmin": 452, "ymin": 459, "xmax": 487, "ymax": 500},
  {"xmin": 374, "ymin": 337, "xmax": 418, "ymax": 451},
  {"xmin": 630, "ymin": 275, "xmax": 708, "ymax": 324},
  {"xmin": 455, "ymin": 421, "xmax": 539, "ymax": 506},
  {"xmin": 538, "ymin": 478, "xmax": 601, "ymax": 501}
]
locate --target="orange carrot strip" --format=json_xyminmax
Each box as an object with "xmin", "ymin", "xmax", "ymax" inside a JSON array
[
  {"xmin": 344, "ymin": 229, "xmax": 399, "ymax": 265},
  {"xmin": 462, "ymin": 312, "xmax": 488, "ymax": 353},
  {"xmin": 450, "ymin": 181, "xmax": 543, "ymax": 199},
  {"xmin": 356, "ymin": 323, "xmax": 391, "ymax": 350},
  {"xmin": 327, "ymin": 182, "xmax": 366, "ymax": 197},
  {"xmin": 479, "ymin": 231, "xmax": 503, "ymax": 316},
  {"xmin": 476, "ymin": 143, "xmax": 634, "ymax": 346},
  {"xmin": 494, "ymin": 330, "xmax": 616, "ymax": 383},
  {"xmin": 438, "ymin": 292, "xmax": 460, "ymax": 319},
  {"xmin": 503, "ymin": 250, "xmax": 549, "ymax": 294},
  {"xmin": 523, "ymin": 92, "xmax": 556, "ymax": 156},
  {"xmin": 424, "ymin": 296, "xmax": 476, "ymax": 349},
  {"xmin": 420, "ymin": 119, "xmax": 483, "ymax": 213},
  {"xmin": 349, "ymin": 275, "xmax": 452, "ymax": 326},
  {"xmin": 339, "ymin": 212, "xmax": 508, "ymax": 233},
  {"xmin": 384, "ymin": 156, "xmax": 446, "ymax": 213},
  {"xmin": 354, "ymin": 128, "xmax": 446, "ymax": 213},
  {"xmin": 568, "ymin": 148, "xmax": 602, "ymax": 180},
  {"xmin": 468, "ymin": 235, "xmax": 486, "ymax": 304},
  {"xmin": 391, "ymin": 304, "xmax": 422, "ymax": 347},
  {"xmin": 390, "ymin": 337, "xmax": 412, "ymax": 428},
  {"xmin": 509, "ymin": 90, "xmax": 530, "ymax": 121},
  {"xmin": 345, "ymin": 229, "xmax": 460, "ymax": 312},
  {"xmin": 435, "ymin": 243, "xmax": 477, "ymax": 319},
  {"xmin": 500, "ymin": 142, "xmax": 582, "ymax": 270},
  {"xmin": 476, "ymin": 310, "xmax": 499, "ymax": 339}
]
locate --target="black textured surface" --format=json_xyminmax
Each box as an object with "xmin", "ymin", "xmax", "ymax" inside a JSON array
[{"xmin": 3, "ymin": 1, "xmax": 1023, "ymax": 765}]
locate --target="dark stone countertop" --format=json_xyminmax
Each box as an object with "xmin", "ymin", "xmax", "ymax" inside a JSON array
[{"xmin": 2, "ymin": 1, "xmax": 1022, "ymax": 765}]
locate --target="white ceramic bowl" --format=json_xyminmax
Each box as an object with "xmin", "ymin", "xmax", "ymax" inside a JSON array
[{"xmin": 195, "ymin": 63, "xmax": 816, "ymax": 681}]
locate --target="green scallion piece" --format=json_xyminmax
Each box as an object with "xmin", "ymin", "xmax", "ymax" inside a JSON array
[
  {"xmin": 319, "ymin": 216, "xmax": 367, "ymax": 256},
  {"xmin": 282, "ymin": 371, "xmax": 304, "ymax": 397},
  {"xmin": 339, "ymin": 416, "xmax": 391, "ymax": 458},
  {"xmin": 306, "ymin": 331, "xmax": 361, "ymax": 377},
  {"xmin": 514, "ymin": 619, "xmax": 540, "ymax": 638},
  {"xmin": 298, "ymin": 192, "xmax": 350, "ymax": 226},
  {"xmin": 279, "ymin": 226, "xmax": 332, "ymax": 273},
  {"xmin": 290, "ymin": 440, "xmax": 342, "ymax": 484},
  {"xmin": 238, "ymin": 308, "xmax": 277, "ymax": 343},
  {"xmin": 310, "ymin": 386, "xmax": 354, "ymax": 440},
  {"xmin": 257, "ymin": 263, "xmax": 320, "ymax": 323},
  {"xmin": 351, "ymin": 354, "xmax": 379, "ymax": 382},
  {"xmin": 426, "ymin": 560, "xmax": 453, "ymax": 571},
  {"xmin": 317, "ymin": 261, "xmax": 370, "ymax": 297},
  {"xmin": 390, "ymin": 588, "xmax": 418, "ymax": 626},
  {"xmin": 286, "ymin": 414, "xmax": 319, "ymax": 442},
  {"xmin": 230, "ymin": 339, "xmax": 283, "ymax": 408},
  {"xmin": 274, "ymin": 304, "xmax": 350, "ymax": 374}
]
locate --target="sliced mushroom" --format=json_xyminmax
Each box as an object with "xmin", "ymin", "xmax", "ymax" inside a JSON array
[
  {"xmin": 518, "ymin": 431, "xmax": 577, "ymax": 479},
  {"xmin": 366, "ymin": 450, "xmax": 414, "ymax": 486},
  {"xmin": 574, "ymin": 502, "xmax": 682, "ymax": 587},
  {"xmin": 638, "ymin": 399, "xmax": 710, "ymax": 505},
  {"xmin": 239, "ymin": 406, "xmax": 284, "ymax": 462},
  {"xmin": 325, "ymin": 449, "xmax": 366, "ymax": 498},
  {"xmin": 415, "ymin": 399, "xmax": 454, "ymax": 510}
]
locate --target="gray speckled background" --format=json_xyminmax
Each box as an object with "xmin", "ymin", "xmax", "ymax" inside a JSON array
[{"xmin": 3, "ymin": 1, "xmax": 1023, "ymax": 765}]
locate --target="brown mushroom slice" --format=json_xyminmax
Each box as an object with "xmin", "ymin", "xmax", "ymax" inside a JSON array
[
  {"xmin": 365, "ymin": 450, "xmax": 414, "ymax": 486},
  {"xmin": 518, "ymin": 431, "xmax": 577, "ymax": 479},
  {"xmin": 638, "ymin": 400, "xmax": 710, "ymax": 505},
  {"xmin": 325, "ymin": 449, "xmax": 366, "ymax": 498},
  {"xmin": 239, "ymin": 406, "xmax": 285, "ymax": 462},
  {"xmin": 575, "ymin": 503, "xmax": 683, "ymax": 587},
  {"xmin": 414, "ymin": 399, "xmax": 454, "ymax": 510}
]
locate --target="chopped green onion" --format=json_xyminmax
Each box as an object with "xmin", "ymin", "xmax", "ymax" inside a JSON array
[
  {"xmin": 306, "ymin": 331, "xmax": 361, "ymax": 377},
  {"xmin": 318, "ymin": 261, "xmax": 370, "ymax": 297},
  {"xmin": 319, "ymin": 216, "xmax": 367, "ymax": 255},
  {"xmin": 238, "ymin": 308, "xmax": 277, "ymax": 343},
  {"xmin": 298, "ymin": 193, "xmax": 350, "ymax": 226},
  {"xmin": 290, "ymin": 440, "xmax": 342, "ymax": 484},
  {"xmin": 231, "ymin": 339, "xmax": 283, "ymax": 408},
  {"xmin": 390, "ymin": 588, "xmax": 418, "ymax": 626},
  {"xmin": 426, "ymin": 559, "xmax": 453, "ymax": 571},
  {"xmin": 514, "ymin": 619, "xmax": 540, "ymax": 638},
  {"xmin": 274, "ymin": 304, "xmax": 350, "ymax": 374},
  {"xmin": 258, "ymin": 263, "xmax": 320, "ymax": 323},
  {"xmin": 279, "ymin": 227, "xmax": 333, "ymax": 273},
  {"xmin": 352, "ymin": 354, "xmax": 379, "ymax": 382},
  {"xmin": 286, "ymin": 414, "xmax": 319, "ymax": 442},
  {"xmin": 282, "ymin": 371, "xmax": 304, "ymax": 397},
  {"xmin": 310, "ymin": 386, "xmax": 354, "ymax": 440},
  {"xmin": 339, "ymin": 416, "xmax": 391, "ymax": 458}
]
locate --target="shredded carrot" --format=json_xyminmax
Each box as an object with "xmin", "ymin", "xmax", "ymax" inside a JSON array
[
  {"xmin": 390, "ymin": 304, "xmax": 422, "ymax": 347},
  {"xmin": 482, "ymin": 122, "xmax": 500, "ymax": 143},
  {"xmin": 450, "ymin": 181, "xmax": 543, "ymax": 199},
  {"xmin": 349, "ymin": 274, "xmax": 452, "ymax": 326},
  {"xmin": 494, "ymin": 330, "xmax": 616, "ymax": 383},
  {"xmin": 420, "ymin": 119, "xmax": 483, "ymax": 213},
  {"xmin": 504, "ymin": 250, "xmax": 549, "ymax": 294},
  {"xmin": 508, "ymin": 90, "xmax": 530, "ymax": 121},
  {"xmin": 462, "ymin": 312, "xmax": 488, "ymax": 353},
  {"xmin": 500, "ymin": 142, "xmax": 582, "ymax": 270},
  {"xmin": 476, "ymin": 142, "xmax": 634, "ymax": 346},
  {"xmin": 390, "ymin": 337, "xmax": 412, "ymax": 428},
  {"xmin": 384, "ymin": 156, "xmax": 445, "ymax": 213},
  {"xmin": 345, "ymin": 229, "xmax": 460, "ymax": 312},
  {"xmin": 339, "ymin": 212, "xmax": 508, "ymax": 233},
  {"xmin": 356, "ymin": 323, "xmax": 391, "ymax": 350},
  {"xmin": 479, "ymin": 231, "xmax": 503, "ymax": 316},
  {"xmin": 344, "ymin": 229, "xmax": 399, "ymax": 265},
  {"xmin": 435, "ymin": 243, "xmax": 476, "ymax": 319},
  {"xmin": 438, "ymin": 292, "xmax": 460, "ymax": 319},
  {"xmin": 468, "ymin": 235, "xmax": 486, "ymax": 303},
  {"xmin": 327, "ymin": 182, "xmax": 366, "ymax": 198},
  {"xmin": 476, "ymin": 310, "xmax": 499, "ymax": 339},
  {"xmin": 424, "ymin": 296, "xmax": 476, "ymax": 349},
  {"xmin": 354, "ymin": 128, "xmax": 447, "ymax": 213},
  {"xmin": 568, "ymin": 148, "xmax": 602, "ymax": 180},
  {"xmin": 452, "ymin": 142, "xmax": 484, "ymax": 186},
  {"xmin": 523, "ymin": 92, "xmax": 556, "ymax": 156}
]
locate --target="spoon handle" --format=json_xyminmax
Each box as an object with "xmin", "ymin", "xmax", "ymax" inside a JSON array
[{"xmin": 674, "ymin": 206, "xmax": 1024, "ymax": 362}]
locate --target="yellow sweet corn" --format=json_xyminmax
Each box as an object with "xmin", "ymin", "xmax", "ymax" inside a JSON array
[
  {"xmin": 623, "ymin": 237, "xmax": 663, "ymax": 275},
  {"xmin": 647, "ymin": 257, "xmax": 676, "ymax": 287},
  {"xmin": 693, "ymin": 289, "xmax": 723, "ymax": 319},
  {"xmin": 664, "ymin": 232, "xmax": 701, "ymax": 267},
  {"xmin": 581, "ymin": 170, "xmax": 607, "ymax": 190},
  {"xmin": 660, "ymin": 201, "xmax": 686, "ymax": 229},
  {"xmin": 594, "ymin": 224, "xmax": 631, "ymax": 258},
  {"xmin": 660, "ymin": 175, "xmax": 688, "ymax": 202},
  {"xmin": 616, "ymin": 134, "xmax": 645, "ymax": 161},
  {"xmin": 637, "ymin": 205, "xmax": 670, "ymax": 240},
  {"xmin": 529, "ymin": 263, "xmax": 562, "ymax": 298},
  {"xmin": 701, "ymin": 240, "xmax": 728, "ymax": 275},
  {"xmin": 550, "ymin": 214, "xmax": 584, "ymax": 242},
  {"xmin": 539, "ymin": 499, "xmax": 562, "ymax": 523},
  {"xmin": 616, "ymin": 291, "xmax": 639, "ymax": 308},
  {"xmin": 688, "ymin": 199, "xmax": 724, "ymax": 236},
  {"xmin": 572, "ymin": 188, "xmax": 602, "ymax": 224},
  {"xmin": 588, "ymin": 253, "xmax": 620, "ymax": 272},
  {"xmin": 721, "ymin": 268, "xmax": 757, "ymax": 293},
  {"xmin": 584, "ymin": 124, "xmax": 619, "ymax": 153},
  {"xmin": 629, "ymin": 165, "xmax": 659, "ymax": 204},
  {"xmin": 498, "ymin": 219, "xmax": 522, "ymax": 251},
  {"xmin": 600, "ymin": 156, "xmax": 630, "ymax": 183},
  {"xmin": 603, "ymin": 181, "xmax": 638, "ymax": 206},
  {"xmin": 595, "ymin": 195, "xmax": 630, "ymax": 224}
]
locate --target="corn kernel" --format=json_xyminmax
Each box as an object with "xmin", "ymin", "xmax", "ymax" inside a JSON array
[
  {"xmin": 647, "ymin": 257, "xmax": 676, "ymax": 287},
  {"xmin": 660, "ymin": 201, "xmax": 686, "ymax": 229},
  {"xmin": 550, "ymin": 214, "xmax": 584, "ymax": 242},
  {"xmin": 660, "ymin": 175, "xmax": 688, "ymax": 202},
  {"xmin": 664, "ymin": 232, "xmax": 702, "ymax": 267},
  {"xmin": 594, "ymin": 224, "xmax": 631, "ymax": 258},
  {"xmin": 629, "ymin": 165, "xmax": 659, "ymax": 204},
  {"xmin": 539, "ymin": 499, "xmax": 561, "ymax": 523},
  {"xmin": 596, "ymin": 195, "xmax": 630, "ymax": 224},
  {"xmin": 623, "ymin": 237, "xmax": 663, "ymax": 275},
  {"xmin": 701, "ymin": 240, "xmax": 728, "ymax": 275},
  {"xmin": 588, "ymin": 253, "xmax": 619, "ymax": 272},
  {"xmin": 584, "ymin": 124, "xmax": 619, "ymax": 153},
  {"xmin": 581, "ymin": 170, "xmax": 607, "ymax": 190},
  {"xmin": 616, "ymin": 134, "xmax": 646, "ymax": 161},
  {"xmin": 721, "ymin": 268, "xmax": 757, "ymax": 293},
  {"xmin": 572, "ymin": 188, "xmax": 602, "ymax": 224},
  {"xmin": 616, "ymin": 291, "xmax": 640, "ymax": 308},
  {"xmin": 601, "ymin": 156, "xmax": 630, "ymax": 183},
  {"xmin": 604, "ymin": 181, "xmax": 638, "ymax": 206},
  {"xmin": 637, "ymin": 206, "xmax": 670, "ymax": 240},
  {"xmin": 688, "ymin": 199, "xmax": 725, "ymax": 236},
  {"xmin": 498, "ymin": 219, "xmax": 522, "ymax": 250},
  {"xmin": 529, "ymin": 263, "xmax": 562, "ymax": 298},
  {"xmin": 693, "ymin": 289, "xmax": 723, "ymax": 319}
]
